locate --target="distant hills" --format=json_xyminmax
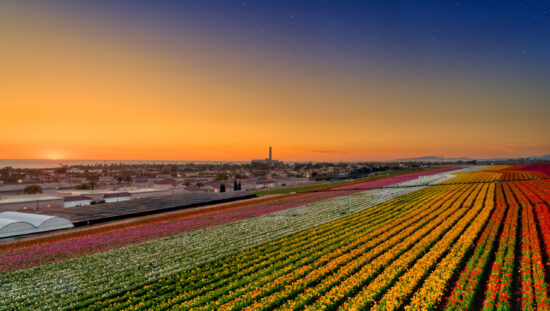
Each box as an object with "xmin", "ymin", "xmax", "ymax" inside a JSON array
[{"xmin": 394, "ymin": 154, "xmax": 550, "ymax": 163}]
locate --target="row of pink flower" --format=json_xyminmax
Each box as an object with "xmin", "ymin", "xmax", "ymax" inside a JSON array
[
  {"xmin": 0, "ymin": 190, "xmax": 355, "ymax": 273},
  {"xmin": 0, "ymin": 167, "xmax": 454, "ymax": 273}
]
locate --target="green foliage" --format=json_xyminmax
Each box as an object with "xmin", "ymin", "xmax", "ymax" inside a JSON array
[
  {"xmin": 73, "ymin": 183, "xmax": 91, "ymax": 190},
  {"xmin": 23, "ymin": 184, "xmax": 43, "ymax": 194},
  {"xmin": 215, "ymin": 172, "xmax": 229, "ymax": 181}
]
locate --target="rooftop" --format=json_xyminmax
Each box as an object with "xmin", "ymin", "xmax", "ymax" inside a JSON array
[{"xmin": 0, "ymin": 195, "xmax": 63, "ymax": 204}]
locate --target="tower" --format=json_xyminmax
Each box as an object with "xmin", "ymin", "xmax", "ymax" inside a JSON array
[{"xmin": 269, "ymin": 146, "xmax": 272, "ymax": 161}]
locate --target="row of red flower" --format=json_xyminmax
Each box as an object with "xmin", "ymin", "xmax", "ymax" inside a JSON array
[{"xmin": 446, "ymin": 178, "xmax": 550, "ymax": 311}]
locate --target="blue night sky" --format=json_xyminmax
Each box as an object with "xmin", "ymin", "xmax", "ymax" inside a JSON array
[{"xmin": 56, "ymin": 0, "xmax": 550, "ymax": 78}]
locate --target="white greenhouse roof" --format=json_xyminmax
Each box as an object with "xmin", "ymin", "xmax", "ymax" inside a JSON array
[{"xmin": 0, "ymin": 212, "xmax": 74, "ymax": 238}]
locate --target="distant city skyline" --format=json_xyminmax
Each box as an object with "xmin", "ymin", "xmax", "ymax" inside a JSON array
[{"xmin": 1, "ymin": 1, "xmax": 549, "ymax": 161}]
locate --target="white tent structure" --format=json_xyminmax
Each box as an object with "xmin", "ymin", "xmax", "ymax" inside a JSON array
[{"xmin": 0, "ymin": 212, "xmax": 74, "ymax": 238}]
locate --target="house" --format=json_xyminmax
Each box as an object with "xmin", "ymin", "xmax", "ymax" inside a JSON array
[
  {"xmin": 127, "ymin": 188, "xmax": 171, "ymax": 199},
  {"xmin": 154, "ymin": 178, "xmax": 177, "ymax": 189},
  {"xmin": 63, "ymin": 195, "xmax": 93, "ymax": 208},
  {"xmin": 69, "ymin": 177, "xmax": 87, "ymax": 184},
  {"xmin": 103, "ymin": 192, "xmax": 131, "ymax": 203},
  {"xmin": 133, "ymin": 179, "xmax": 153, "ymax": 188},
  {"xmin": 98, "ymin": 176, "xmax": 115, "ymax": 184}
]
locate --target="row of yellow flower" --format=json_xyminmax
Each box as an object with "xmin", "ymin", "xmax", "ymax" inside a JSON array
[
  {"xmin": 194, "ymin": 186, "xmax": 452, "ymax": 311},
  {"xmin": 441, "ymin": 171, "xmax": 502, "ymax": 184},
  {"xmin": 93, "ymin": 185, "xmax": 448, "ymax": 310},
  {"xmin": 93, "ymin": 203, "xmax": 366, "ymax": 310},
  {"xmin": 405, "ymin": 183, "xmax": 495, "ymax": 310},
  {"xmin": 303, "ymin": 184, "xmax": 481, "ymax": 310},
  {"xmin": 235, "ymin": 185, "xmax": 467, "ymax": 311},
  {"xmin": 87, "ymin": 189, "xmax": 402, "ymax": 310},
  {"xmin": 275, "ymin": 185, "xmax": 468, "ymax": 311},
  {"xmin": 445, "ymin": 183, "xmax": 507, "ymax": 310},
  {"xmin": 182, "ymin": 187, "xmax": 445, "ymax": 311},
  {"xmin": 338, "ymin": 183, "xmax": 486, "ymax": 310}
]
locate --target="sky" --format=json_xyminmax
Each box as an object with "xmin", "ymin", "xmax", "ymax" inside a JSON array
[{"xmin": 1, "ymin": 0, "xmax": 549, "ymax": 161}]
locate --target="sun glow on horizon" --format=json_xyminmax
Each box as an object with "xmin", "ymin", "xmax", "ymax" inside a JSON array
[{"xmin": 43, "ymin": 151, "xmax": 66, "ymax": 161}]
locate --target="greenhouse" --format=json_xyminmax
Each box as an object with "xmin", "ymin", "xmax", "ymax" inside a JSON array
[{"xmin": 0, "ymin": 212, "xmax": 73, "ymax": 238}]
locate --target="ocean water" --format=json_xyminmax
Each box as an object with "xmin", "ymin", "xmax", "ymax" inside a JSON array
[{"xmin": 0, "ymin": 159, "xmax": 247, "ymax": 169}]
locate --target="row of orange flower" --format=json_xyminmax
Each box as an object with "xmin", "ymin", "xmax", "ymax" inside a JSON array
[{"xmin": 445, "ymin": 183, "xmax": 508, "ymax": 310}]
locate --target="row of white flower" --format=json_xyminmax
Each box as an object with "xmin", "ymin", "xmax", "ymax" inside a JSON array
[{"xmin": 0, "ymin": 168, "xmax": 471, "ymax": 310}]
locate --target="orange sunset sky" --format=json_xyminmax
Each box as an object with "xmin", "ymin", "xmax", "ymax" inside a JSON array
[{"xmin": 1, "ymin": 2, "xmax": 549, "ymax": 161}]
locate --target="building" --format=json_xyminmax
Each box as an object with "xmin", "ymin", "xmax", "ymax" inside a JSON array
[
  {"xmin": 153, "ymin": 178, "xmax": 177, "ymax": 189},
  {"xmin": 133, "ymin": 179, "xmax": 154, "ymax": 188},
  {"xmin": 69, "ymin": 177, "xmax": 88, "ymax": 184},
  {"xmin": 98, "ymin": 176, "xmax": 115, "ymax": 185},
  {"xmin": 63, "ymin": 195, "xmax": 93, "ymax": 208},
  {"xmin": 57, "ymin": 187, "xmax": 172, "ymax": 202},
  {"xmin": 0, "ymin": 195, "xmax": 64, "ymax": 212},
  {"xmin": 103, "ymin": 192, "xmax": 131, "ymax": 203},
  {"xmin": 0, "ymin": 212, "xmax": 73, "ymax": 238},
  {"xmin": 251, "ymin": 146, "xmax": 280, "ymax": 166},
  {"xmin": 127, "ymin": 188, "xmax": 171, "ymax": 199}
]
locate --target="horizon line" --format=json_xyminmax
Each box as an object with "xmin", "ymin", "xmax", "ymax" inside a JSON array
[{"xmin": 1, "ymin": 154, "xmax": 547, "ymax": 163}]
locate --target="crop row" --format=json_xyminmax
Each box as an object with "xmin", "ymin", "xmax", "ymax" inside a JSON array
[
  {"xmin": 85, "ymin": 182, "xmax": 459, "ymax": 310},
  {"xmin": 511, "ymin": 182, "xmax": 550, "ymax": 310},
  {"xmin": 481, "ymin": 182, "xmax": 520, "ymax": 311},
  {"xmin": 340, "ymin": 184, "xmax": 489, "ymax": 310},
  {"xmin": 445, "ymin": 183, "xmax": 508, "ymax": 310},
  {"xmin": 1, "ymin": 175, "xmax": 451, "ymax": 310},
  {"xmin": 102, "ymin": 169, "xmax": 549, "ymax": 311},
  {"xmin": 0, "ymin": 189, "xmax": 362, "ymax": 273},
  {"xmin": 95, "ymin": 183, "xmax": 483, "ymax": 311}
]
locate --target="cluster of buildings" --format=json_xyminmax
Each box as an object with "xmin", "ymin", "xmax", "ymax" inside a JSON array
[
  {"xmin": 0, "ymin": 147, "xmax": 418, "ymax": 213},
  {"xmin": 0, "ymin": 148, "xmax": 307, "ymax": 212}
]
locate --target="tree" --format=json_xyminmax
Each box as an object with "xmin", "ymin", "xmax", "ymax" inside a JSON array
[
  {"xmin": 24, "ymin": 184, "xmax": 42, "ymax": 194},
  {"xmin": 184, "ymin": 181, "xmax": 191, "ymax": 187},
  {"xmin": 195, "ymin": 182, "xmax": 204, "ymax": 187},
  {"xmin": 220, "ymin": 184, "xmax": 226, "ymax": 192},
  {"xmin": 85, "ymin": 173, "xmax": 99, "ymax": 183},
  {"xmin": 73, "ymin": 183, "xmax": 91, "ymax": 190},
  {"xmin": 238, "ymin": 182, "xmax": 242, "ymax": 190},
  {"xmin": 124, "ymin": 175, "xmax": 133, "ymax": 184},
  {"xmin": 215, "ymin": 172, "xmax": 229, "ymax": 181},
  {"xmin": 171, "ymin": 165, "xmax": 179, "ymax": 177},
  {"xmin": 234, "ymin": 180, "xmax": 238, "ymax": 191},
  {"xmin": 88, "ymin": 181, "xmax": 97, "ymax": 191}
]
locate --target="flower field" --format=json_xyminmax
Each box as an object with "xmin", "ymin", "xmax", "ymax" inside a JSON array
[
  {"xmin": 2, "ymin": 164, "xmax": 550, "ymax": 310},
  {"xmin": 0, "ymin": 167, "xmax": 455, "ymax": 273}
]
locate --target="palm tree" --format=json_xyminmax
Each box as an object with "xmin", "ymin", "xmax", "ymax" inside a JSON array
[{"xmin": 88, "ymin": 181, "xmax": 97, "ymax": 191}]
